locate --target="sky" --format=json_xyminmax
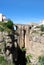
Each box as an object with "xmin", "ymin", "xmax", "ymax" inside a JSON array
[{"xmin": 0, "ymin": 0, "xmax": 44, "ymax": 24}]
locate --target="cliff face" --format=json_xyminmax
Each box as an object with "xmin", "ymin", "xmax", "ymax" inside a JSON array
[
  {"xmin": 26, "ymin": 32, "xmax": 44, "ymax": 64},
  {"xmin": 0, "ymin": 23, "xmax": 44, "ymax": 65},
  {"xmin": 25, "ymin": 26, "xmax": 44, "ymax": 64},
  {"xmin": 0, "ymin": 21, "xmax": 18, "ymax": 65},
  {"xmin": 0, "ymin": 31, "xmax": 18, "ymax": 65},
  {"xmin": 14, "ymin": 24, "xmax": 44, "ymax": 65}
]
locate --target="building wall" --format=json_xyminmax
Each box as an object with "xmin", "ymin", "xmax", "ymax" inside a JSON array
[
  {"xmin": 0, "ymin": 13, "xmax": 2, "ymax": 21},
  {"xmin": 0, "ymin": 13, "xmax": 7, "ymax": 22}
]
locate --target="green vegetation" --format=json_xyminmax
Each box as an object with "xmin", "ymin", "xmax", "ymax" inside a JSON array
[
  {"xmin": 40, "ymin": 25, "xmax": 44, "ymax": 31},
  {"xmin": 26, "ymin": 54, "xmax": 32, "ymax": 65},
  {"xmin": 38, "ymin": 55, "xmax": 44, "ymax": 65},
  {"xmin": 0, "ymin": 49, "xmax": 1, "ymax": 52},
  {"xmin": 0, "ymin": 55, "xmax": 14, "ymax": 65},
  {"xmin": 0, "ymin": 55, "xmax": 7, "ymax": 65},
  {"xmin": 0, "ymin": 26, "xmax": 4, "ymax": 31},
  {"xmin": 0, "ymin": 20, "xmax": 13, "ymax": 32},
  {"xmin": 21, "ymin": 47, "xmax": 26, "ymax": 52},
  {"xmin": 5, "ymin": 19, "xmax": 13, "ymax": 29},
  {"xmin": 0, "ymin": 56, "xmax": 6, "ymax": 63}
]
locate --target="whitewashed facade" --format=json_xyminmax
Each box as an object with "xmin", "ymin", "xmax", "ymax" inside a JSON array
[{"xmin": 0, "ymin": 13, "xmax": 7, "ymax": 22}]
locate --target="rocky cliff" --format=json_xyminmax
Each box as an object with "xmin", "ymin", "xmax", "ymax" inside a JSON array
[{"xmin": 0, "ymin": 22, "xmax": 44, "ymax": 65}]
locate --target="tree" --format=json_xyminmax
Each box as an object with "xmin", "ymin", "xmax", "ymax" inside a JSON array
[
  {"xmin": 6, "ymin": 19, "xmax": 13, "ymax": 29},
  {"xmin": 40, "ymin": 25, "xmax": 44, "ymax": 31}
]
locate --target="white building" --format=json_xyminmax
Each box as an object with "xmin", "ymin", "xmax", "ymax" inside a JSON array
[
  {"xmin": 0, "ymin": 13, "xmax": 2, "ymax": 21},
  {"xmin": 39, "ymin": 20, "xmax": 44, "ymax": 25},
  {"xmin": 0, "ymin": 13, "xmax": 8, "ymax": 22}
]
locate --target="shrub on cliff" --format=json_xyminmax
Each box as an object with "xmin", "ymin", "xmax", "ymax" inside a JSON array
[
  {"xmin": 0, "ymin": 20, "xmax": 13, "ymax": 32},
  {"xmin": 0, "ymin": 55, "xmax": 14, "ymax": 65},
  {"xmin": 40, "ymin": 25, "xmax": 44, "ymax": 31},
  {"xmin": 26, "ymin": 54, "xmax": 32, "ymax": 65},
  {"xmin": 0, "ymin": 26, "xmax": 4, "ymax": 31},
  {"xmin": 38, "ymin": 55, "xmax": 44, "ymax": 65},
  {"xmin": 6, "ymin": 20, "xmax": 13, "ymax": 29}
]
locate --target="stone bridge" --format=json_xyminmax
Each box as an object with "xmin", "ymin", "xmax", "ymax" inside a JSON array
[{"xmin": 14, "ymin": 24, "xmax": 32, "ymax": 49}]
